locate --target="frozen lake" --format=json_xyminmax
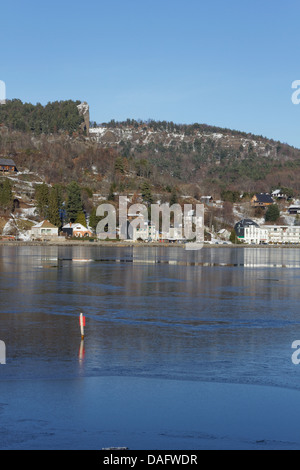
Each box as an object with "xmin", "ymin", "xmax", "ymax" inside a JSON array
[{"xmin": 1, "ymin": 245, "xmax": 300, "ymax": 449}]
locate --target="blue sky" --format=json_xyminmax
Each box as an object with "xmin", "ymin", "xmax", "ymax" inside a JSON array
[{"xmin": 1, "ymin": 0, "xmax": 300, "ymax": 147}]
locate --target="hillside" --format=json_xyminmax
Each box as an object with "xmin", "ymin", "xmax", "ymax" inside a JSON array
[
  {"xmin": 1, "ymin": 99, "xmax": 300, "ymax": 240},
  {"xmin": 90, "ymin": 119, "xmax": 300, "ymax": 197},
  {"xmin": 1, "ymin": 100, "xmax": 300, "ymax": 198}
]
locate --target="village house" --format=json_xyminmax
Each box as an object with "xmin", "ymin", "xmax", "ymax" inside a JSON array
[
  {"xmin": 0, "ymin": 158, "xmax": 18, "ymax": 173},
  {"xmin": 234, "ymin": 219, "xmax": 259, "ymax": 240},
  {"xmin": 288, "ymin": 204, "xmax": 300, "ymax": 215},
  {"xmin": 243, "ymin": 224, "xmax": 269, "ymax": 244},
  {"xmin": 62, "ymin": 222, "xmax": 92, "ymax": 238},
  {"xmin": 271, "ymin": 189, "xmax": 289, "ymax": 200},
  {"xmin": 200, "ymin": 196, "xmax": 214, "ymax": 206},
  {"xmin": 129, "ymin": 217, "xmax": 159, "ymax": 242},
  {"xmin": 251, "ymin": 193, "xmax": 274, "ymax": 208},
  {"xmin": 218, "ymin": 228, "xmax": 231, "ymax": 241},
  {"xmin": 31, "ymin": 220, "xmax": 59, "ymax": 240}
]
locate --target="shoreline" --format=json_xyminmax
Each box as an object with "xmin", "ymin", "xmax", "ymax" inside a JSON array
[{"xmin": 0, "ymin": 240, "xmax": 300, "ymax": 248}]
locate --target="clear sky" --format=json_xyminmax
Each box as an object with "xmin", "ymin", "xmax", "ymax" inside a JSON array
[{"xmin": 1, "ymin": 0, "xmax": 300, "ymax": 147}]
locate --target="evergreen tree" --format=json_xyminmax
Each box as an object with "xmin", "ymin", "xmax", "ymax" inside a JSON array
[
  {"xmin": 170, "ymin": 188, "xmax": 178, "ymax": 206},
  {"xmin": 89, "ymin": 206, "xmax": 101, "ymax": 231},
  {"xmin": 114, "ymin": 156, "xmax": 125, "ymax": 174},
  {"xmin": 48, "ymin": 187, "xmax": 61, "ymax": 229},
  {"xmin": 52, "ymin": 183, "xmax": 64, "ymax": 210},
  {"xmin": 0, "ymin": 178, "xmax": 13, "ymax": 213},
  {"xmin": 75, "ymin": 211, "xmax": 87, "ymax": 227},
  {"xmin": 52, "ymin": 183, "xmax": 66, "ymax": 225},
  {"xmin": 108, "ymin": 183, "xmax": 116, "ymax": 201},
  {"xmin": 35, "ymin": 183, "xmax": 49, "ymax": 219},
  {"xmin": 66, "ymin": 181, "xmax": 82, "ymax": 222},
  {"xmin": 230, "ymin": 229, "xmax": 240, "ymax": 244},
  {"xmin": 140, "ymin": 182, "xmax": 153, "ymax": 205},
  {"xmin": 265, "ymin": 204, "xmax": 280, "ymax": 223}
]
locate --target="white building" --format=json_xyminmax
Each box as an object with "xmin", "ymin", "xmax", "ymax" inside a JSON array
[
  {"xmin": 132, "ymin": 220, "xmax": 159, "ymax": 242},
  {"xmin": 218, "ymin": 228, "xmax": 231, "ymax": 241},
  {"xmin": 288, "ymin": 204, "xmax": 300, "ymax": 215},
  {"xmin": 244, "ymin": 225, "xmax": 300, "ymax": 244},
  {"xmin": 271, "ymin": 189, "xmax": 287, "ymax": 200},
  {"xmin": 62, "ymin": 223, "xmax": 93, "ymax": 238},
  {"xmin": 267, "ymin": 226, "xmax": 300, "ymax": 244},
  {"xmin": 31, "ymin": 220, "xmax": 59, "ymax": 239}
]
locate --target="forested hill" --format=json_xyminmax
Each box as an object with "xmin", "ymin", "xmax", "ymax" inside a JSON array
[
  {"xmin": 1, "ymin": 99, "xmax": 300, "ymax": 199},
  {"xmin": 0, "ymin": 99, "xmax": 86, "ymax": 135},
  {"xmin": 90, "ymin": 119, "xmax": 300, "ymax": 196}
]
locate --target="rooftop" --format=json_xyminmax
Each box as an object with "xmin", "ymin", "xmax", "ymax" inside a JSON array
[
  {"xmin": 254, "ymin": 193, "xmax": 274, "ymax": 203},
  {"xmin": 235, "ymin": 219, "xmax": 259, "ymax": 228},
  {"xmin": 0, "ymin": 158, "xmax": 16, "ymax": 166},
  {"xmin": 63, "ymin": 223, "xmax": 89, "ymax": 231},
  {"xmin": 33, "ymin": 220, "xmax": 58, "ymax": 229}
]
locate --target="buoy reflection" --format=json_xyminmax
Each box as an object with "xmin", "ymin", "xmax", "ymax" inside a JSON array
[{"xmin": 79, "ymin": 340, "xmax": 85, "ymax": 372}]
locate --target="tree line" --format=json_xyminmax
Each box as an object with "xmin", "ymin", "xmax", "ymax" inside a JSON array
[
  {"xmin": 97, "ymin": 118, "xmax": 272, "ymax": 141},
  {"xmin": 0, "ymin": 178, "xmax": 13, "ymax": 214},
  {"xmin": 35, "ymin": 181, "xmax": 100, "ymax": 231},
  {"xmin": 0, "ymin": 99, "xmax": 85, "ymax": 135}
]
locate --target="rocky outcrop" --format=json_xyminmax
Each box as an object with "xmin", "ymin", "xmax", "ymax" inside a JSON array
[{"xmin": 77, "ymin": 102, "xmax": 90, "ymax": 135}]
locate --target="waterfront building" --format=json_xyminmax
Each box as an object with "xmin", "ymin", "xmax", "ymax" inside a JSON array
[{"xmin": 244, "ymin": 224, "xmax": 300, "ymax": 244}]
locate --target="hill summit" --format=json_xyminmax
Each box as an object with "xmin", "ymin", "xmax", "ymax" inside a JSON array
[{"xmin": 0, "ymin": 99, "xmax": 300, "ymax": 199}]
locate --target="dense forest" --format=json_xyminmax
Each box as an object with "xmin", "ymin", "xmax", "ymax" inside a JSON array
[{"xmin": 0, "ymin": 99, "xmax": 84, "ymax": 135}]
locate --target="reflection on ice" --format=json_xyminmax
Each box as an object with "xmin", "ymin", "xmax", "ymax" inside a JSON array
[
  {"xmin": 1, "ymin": 245, "xmax": 300, "ymax": 450},
  {"xmin": 62, "ymin": 246, "xmax": 300, "ymax": 268},
  {"xmin": 1, "ymin": 245, "xmax": 300, "ymax": 391}
]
